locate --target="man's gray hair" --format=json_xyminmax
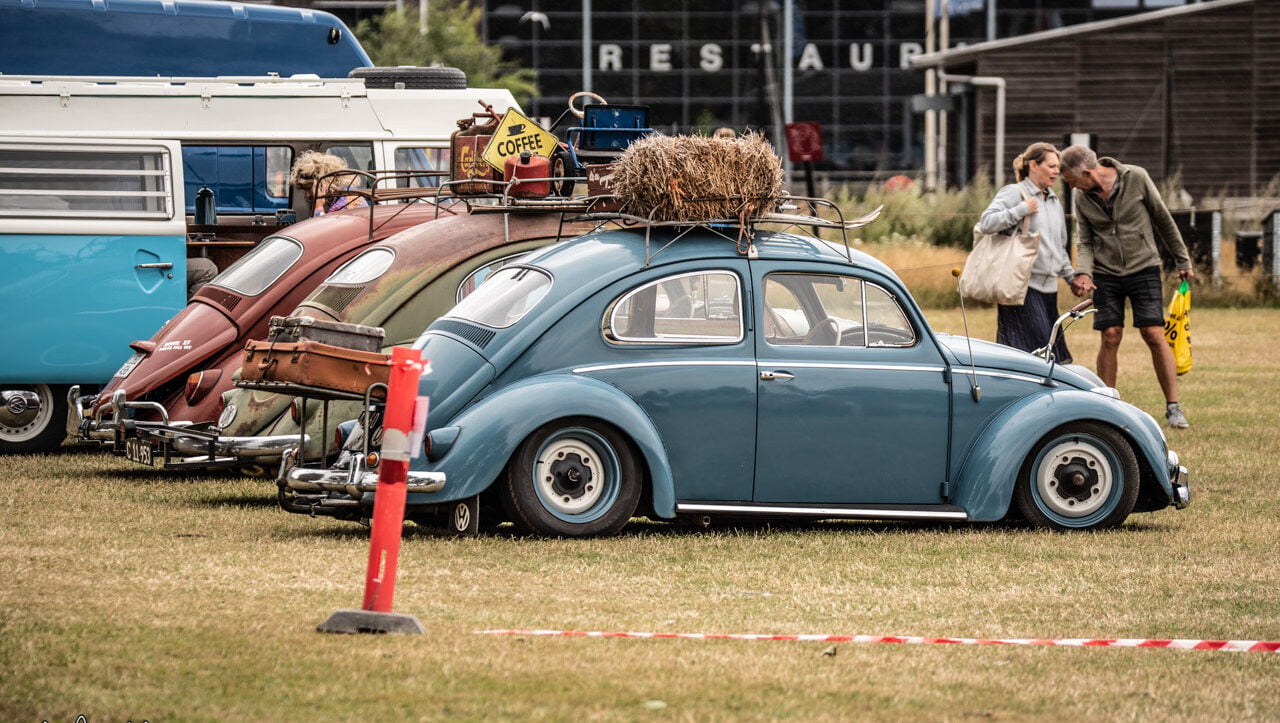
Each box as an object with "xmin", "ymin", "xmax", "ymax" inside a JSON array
[{"xmin": 1060, "ymin": 145, "xmax": 1098, "ymax": 175}]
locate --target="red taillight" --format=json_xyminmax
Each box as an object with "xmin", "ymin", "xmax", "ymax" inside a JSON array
[
  {"xmin": 184, "ymin": 368, "xmax": 223, "ymax": 405},
  {"xmin": 289, "ymin": 400, "xmax": 300, "ymax": 424},
  {"xmin": 184, "ymin": 373, "xmax": 202, "ymax": 404},
  {"xmin": 332, "ymin": 425, "xmax": 344, "ymax": 451}
]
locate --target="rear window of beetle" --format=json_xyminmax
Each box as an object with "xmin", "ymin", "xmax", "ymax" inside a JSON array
[{"xmin": 445, "ymin": 266, "xmax": 552, "ymax": 329}]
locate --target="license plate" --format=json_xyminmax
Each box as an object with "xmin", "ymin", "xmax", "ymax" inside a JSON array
[
  {"xmin": 114, "ymin": 352, "xmax": 145, "ymax": 379},
  {"xmin": 125, "ymin": 437, "xmax": 154, "ymax": 466}
]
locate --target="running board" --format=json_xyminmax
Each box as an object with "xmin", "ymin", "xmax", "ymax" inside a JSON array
[{"xmin": 675, "ymin": 502, "xmax": 968, "ymax": 521}]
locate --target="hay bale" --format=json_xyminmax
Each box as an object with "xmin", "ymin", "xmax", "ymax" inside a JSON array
[{"xmin": 610, "ymin": 132, "xmax": 783, "ymax": 223}]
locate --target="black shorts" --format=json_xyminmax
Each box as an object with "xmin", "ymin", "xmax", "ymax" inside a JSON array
[{"xmin": 1092, "ymin": 267, "xmax": 1166, "ymax": 330}]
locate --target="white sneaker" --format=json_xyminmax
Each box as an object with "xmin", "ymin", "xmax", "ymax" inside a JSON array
[{"xmin": 1165, "ymin": 403, "xmax": 1189, "ymax": 429}]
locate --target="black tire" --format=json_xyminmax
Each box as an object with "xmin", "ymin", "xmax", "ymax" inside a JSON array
[
  {"xmin": 500, "ymin": 417, "xmax": 641, "ymax": 538},
  {"xmin": 0, "ymin": 383, "xmax": 69, "ymax": 454},
  {"xmin": 348, "ymin": 66, "xmax": 467, "ymax": 90},
  {"xmin": 1014, "ymin": 422, "xmax": 1140, "ymax": 531},
  {"xmin": 550, "ymin": 146, "xmax": 578, "ymax": 197}
]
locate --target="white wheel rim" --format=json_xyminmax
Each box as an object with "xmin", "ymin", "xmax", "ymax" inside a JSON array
[
  {"xmin": 1035, "ymin": 439, "xmax": 1114, "ymax": 518},
  {"xmin": 535, "ymin": 439, "xmax": 605, "ymax": 516},
  {"xmin": 0, "ymin": 384, "xmax": 55, "ymax": 443}
]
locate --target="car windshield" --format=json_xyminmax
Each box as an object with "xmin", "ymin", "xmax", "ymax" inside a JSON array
[
  {"xmin": 209, "ymin": 236, "xmax": 303, "ymax": 296},
  {"xmin": 326, "ymin": 247, "xmax": 395, "ymax": 285},
  {"xmin": 445, "ymin": 266, "xmax": 552, "ymax": 329}
]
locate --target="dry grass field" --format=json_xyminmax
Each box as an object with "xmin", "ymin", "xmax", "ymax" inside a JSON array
[{"xmin": 2, "ymin": 304, "xmax": 1278, "ymax": 719}]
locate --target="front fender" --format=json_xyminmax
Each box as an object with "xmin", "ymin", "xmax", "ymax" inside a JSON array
[
  {"xmin": 954, "ymin": 389, "xmax": 1170, "ymax": 521},
  {"xmin": 407, "ymin": 373, "xmax": 676, "ymax": 517}
]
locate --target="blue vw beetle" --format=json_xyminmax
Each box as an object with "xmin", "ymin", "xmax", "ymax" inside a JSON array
[{"xmin": 279, "ymin": 218, "xmax": 1190, "ymax": 536}]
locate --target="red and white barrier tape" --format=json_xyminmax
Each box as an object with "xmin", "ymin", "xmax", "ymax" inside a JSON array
[{"xmin": 477, "ymin": 629, "xmax": 1280, "ymax": 653}]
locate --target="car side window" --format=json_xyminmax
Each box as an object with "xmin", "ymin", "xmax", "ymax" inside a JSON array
[
  {"xmin": 605, "ymin": 270, "xmax": 743, "ymax": 344},
  {"xmin": 762, "ymin": 272, "xmax": 915, "ymax": 347}
]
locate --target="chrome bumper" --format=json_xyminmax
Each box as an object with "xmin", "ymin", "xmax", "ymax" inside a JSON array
[
  {"xmin": 1168, "ymin": 450, "xmax": 1191, "ymax": 510},
  {"xmin": 160, "ymin": 427, "xmax": 308, "ymax": 460},
  {"xmin": 283, "ymin": 459, "xmax": 445, "ymax": 495}
]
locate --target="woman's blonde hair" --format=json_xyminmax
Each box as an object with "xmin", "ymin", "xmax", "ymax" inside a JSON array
[
  {"xmin": 1012, "ymin": 142, "xmax": 1059, "ymax": 182},
  {"xmin": 289, "ymin": 151, "xmax": 350, "ymax": 192}
]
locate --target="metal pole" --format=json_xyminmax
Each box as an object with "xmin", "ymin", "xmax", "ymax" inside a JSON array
[
  {"xmin": 582, "ymin": 0, "xmax": 592, "ymax": 93},
  {"xmin": 939, "ymin": 72, "xmax": 1006, "ymax": 187},
  {"xmin": 783, "ymin": 0, "xmax": 794, "ymax": 180},
  {"xmin": 924, "ymin": 0, "xmax": 937, "ymax": 191},
  {"xmin": 939, "ymin": 0, "xmax": 949, "ymax": 189}
]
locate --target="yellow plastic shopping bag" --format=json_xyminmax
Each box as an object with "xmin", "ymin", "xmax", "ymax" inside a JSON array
[{"xmin": 1163, "ymin": 280, "xmax": 1192, "ymax": 375}]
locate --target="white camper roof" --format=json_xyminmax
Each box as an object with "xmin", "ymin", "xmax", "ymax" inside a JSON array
[{"xmin": 0, "ymin": 75, "xmax": 518, "ymax": 142}]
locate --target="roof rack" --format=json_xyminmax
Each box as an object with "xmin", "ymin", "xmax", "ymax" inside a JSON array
[
  {"xmin": 576, "ymin": 196, "xmax": 883, "ymax": 265},
  {"xmin": 315, "ymin": 168, "xmax": 883, "ymax": 264}
]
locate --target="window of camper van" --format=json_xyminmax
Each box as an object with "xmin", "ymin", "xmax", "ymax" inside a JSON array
[
  {"xmin": 182, "ymin": 145, "xmax": 293, "ymax": 215},
  {"xmin": 393, "ymin": 147, "xmax": 450, "ymax": 188},
  {"xmin": 0, "ymin": 143, "xmax": 172, "ymax": 218}
]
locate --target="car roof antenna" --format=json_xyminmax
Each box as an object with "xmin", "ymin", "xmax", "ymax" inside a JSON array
[{"xmin": 951, "ymin": 268, "xmax": 981, "ymax": 402}]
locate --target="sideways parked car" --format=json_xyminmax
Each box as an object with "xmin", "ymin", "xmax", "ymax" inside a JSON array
[
  {"xmin": 73, "ymin": 202, "xmax": 458, "ymax": 458},
  {"xmin": 280, "ymin": 217, "xmax": 1191, "ymax": 536},
  {"xmin": 135, "ymin": 209, "xmax": 591, "ymax": 472}
]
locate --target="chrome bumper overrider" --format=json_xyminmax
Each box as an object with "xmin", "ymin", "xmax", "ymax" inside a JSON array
[
  {"xmin": 1168, "ymin": 450, "xmax": 1191, "ymax": 510},
  {"xmin": 284, "ymin": 461, "xmax": 445, "ymax": 495},
  {"xmin": 68, "ymin": 386, "xmax": 170, "ymax": 443}
]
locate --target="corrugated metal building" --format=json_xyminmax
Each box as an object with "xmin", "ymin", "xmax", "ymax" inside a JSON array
[{"xmin": 912, "ymin": 0, "xmax": 1279, "ymax": 200}]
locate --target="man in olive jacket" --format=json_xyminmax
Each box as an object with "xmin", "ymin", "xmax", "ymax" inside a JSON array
[{"xmin": 1060, "ymin": 145, "xmax": 1194, "ymax": 428}]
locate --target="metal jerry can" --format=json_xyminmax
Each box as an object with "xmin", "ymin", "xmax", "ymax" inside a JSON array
[
  {"xmin": 450, "ymin": 104, "xmax": 503, "ymax": 195},
  {"xmin": 503, "ymin": 151, "xmax": 551, "ymax": 198}
]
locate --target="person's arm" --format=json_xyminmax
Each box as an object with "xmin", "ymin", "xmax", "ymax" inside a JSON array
[
  {"xmin": 1069, "ymin": 190, "xmax": 1098, "ymax": 295},
  {"xmin": 1140, "ymin": 171, "xmax": 1194, "ymax": 277},
  {"xmin": 1072, "ymin": 190, "xmax": 1096, "ymax": 279},
  {"xmin": 977, "ymin": 185, "xmax": 1033, "ymax": 234}
]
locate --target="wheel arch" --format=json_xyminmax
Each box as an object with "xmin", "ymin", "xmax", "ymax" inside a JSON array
[
  {"xmin": 411, "ymin": 373, "xmax": 676, "ymax": 517},
  {"xmin": 953, "ymin": 389, "xmax": 1172, "ymax": 521}
]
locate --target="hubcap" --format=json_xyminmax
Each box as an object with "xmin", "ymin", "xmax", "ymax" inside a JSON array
[{"xmin": 1035, "ymin": 438, "xmax": 1113, "ymax": 518}]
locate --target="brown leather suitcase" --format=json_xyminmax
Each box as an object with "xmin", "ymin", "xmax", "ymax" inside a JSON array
[
  {"xmin": 266, "ymin": 315, "xmax": 384, "ymax": 352},
  {"xmin": 240, "ymin": 339, "xmax": 390, "ymax": 396}
]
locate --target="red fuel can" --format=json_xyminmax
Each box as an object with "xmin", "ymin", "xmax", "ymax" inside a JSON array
[{"xmin": 503, "ymin": 151, "xmax": 551, "ymax": 198}]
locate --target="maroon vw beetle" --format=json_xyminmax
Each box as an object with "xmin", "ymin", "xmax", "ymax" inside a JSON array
[{"xmin": 71, "ymin": 202, "xmax": 458, "ymax": 448}]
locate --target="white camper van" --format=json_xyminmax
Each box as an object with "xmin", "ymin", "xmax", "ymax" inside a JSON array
[{"xmin": 0, "ymin": 73, "xmax": 518, "ymax": 453}]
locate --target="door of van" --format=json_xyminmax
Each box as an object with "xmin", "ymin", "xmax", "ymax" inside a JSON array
[{"xmin": 0, "ymin": 137, "xmax": 186, "ymax": 452}]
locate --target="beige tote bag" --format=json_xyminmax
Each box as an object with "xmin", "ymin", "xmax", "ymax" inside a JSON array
[{"xmin": 958, "ymin": 187, "xmax": 1040, "ymax": 305}]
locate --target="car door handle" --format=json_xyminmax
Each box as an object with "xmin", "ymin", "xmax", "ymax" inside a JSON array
[
  {"xmin": 135, "ymin": 262, "xmax": 174, "ymax": 270},
  {"xmin": 759, "ymin": 370, "xmax": 795, "ymax": 382}
]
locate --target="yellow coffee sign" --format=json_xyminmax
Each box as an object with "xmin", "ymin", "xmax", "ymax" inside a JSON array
[{"xmin": 481, "ymin": 108, "xmax": 559, "ymax": 172}]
